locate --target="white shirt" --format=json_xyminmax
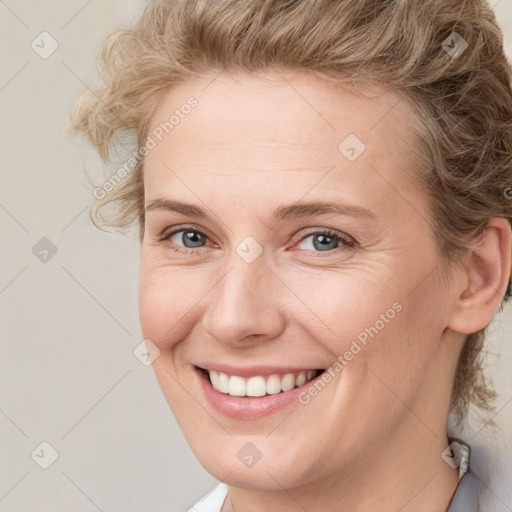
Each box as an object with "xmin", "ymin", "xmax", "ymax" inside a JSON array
[
  {"xmin": 188, "ymin": 438, "xmax": 473, "ymax": 512},
  {"xmin": 188, "ymin": 481, "xmax": 228, "ymax": 512}
]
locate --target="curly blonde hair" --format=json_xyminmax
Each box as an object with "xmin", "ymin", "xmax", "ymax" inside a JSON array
[{"xmin": 68, "ymin": 0, "xmax": 512, "ymax": 429}]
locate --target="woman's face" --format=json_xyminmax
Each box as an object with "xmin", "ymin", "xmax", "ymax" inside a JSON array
[{"xmin": 139, "ymin": 70, "xmax": 460, "ymax": 490}]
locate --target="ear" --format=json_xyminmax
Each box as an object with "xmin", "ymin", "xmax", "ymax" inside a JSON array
[{"xmin": 448, "ymin": 218, "xmax": 512, "ymax": 335}]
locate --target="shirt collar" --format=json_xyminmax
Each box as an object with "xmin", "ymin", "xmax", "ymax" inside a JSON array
[
  {"xmin": 444, "ymin": 437, "xmax": 473, "ymax": 512},
  {"xmin": 447, "ymin": 437, "xmax": 471, "ymax": 482}
]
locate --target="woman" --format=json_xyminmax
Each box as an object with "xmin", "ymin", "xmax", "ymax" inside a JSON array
[{"xmin": 68, "ymin": 0, "xmax": 512, "ymax": 510}]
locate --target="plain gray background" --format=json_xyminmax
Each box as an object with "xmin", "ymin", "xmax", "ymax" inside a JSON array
[{"xmin": 1, "ymin": 1, "xmax": 512, "ymax": 510}]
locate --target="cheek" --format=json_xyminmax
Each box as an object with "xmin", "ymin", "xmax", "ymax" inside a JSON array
[
  {"xmin": 138, "ymin": 259, "xmax": 229, "ymax": 353},
  {"xmin": 346, "ymin": 285, "xmax": 446, "ymax": 404},
  {"xmin": 139, "ymin": 272, "xmax": 165, "ymax": 340},
  {"xmin": 138, "ymin": 264, "xmax": 197, "ymax": 350},
  {"xmin": 300, "ymin": 273, "xmax": 403, "ymax": 357},
  {"xmin": 314, "ymin": 272, "xmax": 443, "ymax": 393}
]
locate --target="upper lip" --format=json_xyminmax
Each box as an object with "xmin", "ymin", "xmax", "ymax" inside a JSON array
[{"xmin": 195, "ymin": 363, "xmax": 323, "ymax": 378}]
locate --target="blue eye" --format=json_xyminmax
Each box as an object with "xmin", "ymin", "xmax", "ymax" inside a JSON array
[
  {"xmin": 295, "ymin": 229, "xmax": 355, "ymax": 254},
  {"xmin": 160, "ymin": 226, "xmax": 355, "ymax": 256},
  {"xmin": 162, "ymin": 227, "xmax": 210, "ymax": 254}
]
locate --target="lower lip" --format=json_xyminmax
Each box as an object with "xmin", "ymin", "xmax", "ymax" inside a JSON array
[{"xmin": 195, "ymin": 367, "xmax": 322, "ymax": 419}]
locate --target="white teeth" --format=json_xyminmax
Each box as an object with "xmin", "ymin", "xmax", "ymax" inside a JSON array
[
  {"xmin": 228, "ymin": 375, "xmax": 246, "ymax": 396},
  {"xmin": 207, "ymin": 369, "xmax": 319, "ymax": 397},
  {"xmin": 218, "ymin": 372, "xmax": 229, "ymax": 393},
  {"xmin": 266, "ymin": 374, "xmax": 281, "ymax": 395},
  {"xmin": 209, "ymin": 370, "xmax": 220, "ymax": 390},
  {"xmin": 246, "ymin": 376, "xmax": 267, "ymax": 397},
  {"xmin": 295, "ymin": 371, "xmax": 306, "ymax": 387},
  {"xmin": 281, "ymin": 373, "xmax": 296, "ymax": 392}
]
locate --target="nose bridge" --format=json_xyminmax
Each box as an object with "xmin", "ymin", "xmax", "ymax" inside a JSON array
[{"xmin": 202, "ymin": 242, "xmax": 284, "ymax": 344}]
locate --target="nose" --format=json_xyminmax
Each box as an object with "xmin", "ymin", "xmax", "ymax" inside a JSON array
[{"xmin": 200, "ymin": 249, "xmax": 286, "ymax": 347}]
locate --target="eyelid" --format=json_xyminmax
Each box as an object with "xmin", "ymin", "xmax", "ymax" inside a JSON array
[
  {"xmin": 159, "ymin": 224, "xmax": 211, "ymax": 241},
  {"xmin": 294, "ymin": 227, "xmax": 356, "ymax": 247}
]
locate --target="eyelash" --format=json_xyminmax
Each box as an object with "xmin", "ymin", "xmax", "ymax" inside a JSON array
[{"xmin": 159, "ymin": 225, "xmax": 356, "ymax": 257}]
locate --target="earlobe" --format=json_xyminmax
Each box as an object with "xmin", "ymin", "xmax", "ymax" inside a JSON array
[{"xmin": 448, "ymin": 218, "xmax": 512, "ymax": 335}]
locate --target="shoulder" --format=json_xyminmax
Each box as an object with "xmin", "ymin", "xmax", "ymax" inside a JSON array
[
  {"xmin": 188, "ymin": 483, "xmax": 228, "ymax": 512},
  {"xmin": 448, "ymin": 470, "xmax": 486, "ymax": 512},
  {"xmin": 447, "ymin": 436, "xmax": 507, "ymax": 512}
]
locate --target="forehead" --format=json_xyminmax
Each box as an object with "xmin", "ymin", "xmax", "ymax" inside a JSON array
[
  {"xmin": 152, "ymin": 70, "xmax": 414, "ymax": 144},
  {"xmin": 143, "ymin": 70, "xmax": 425, "ymax": 214}
]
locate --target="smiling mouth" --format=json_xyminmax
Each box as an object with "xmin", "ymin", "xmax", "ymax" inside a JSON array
[{"xmin": 197, "ymin": 367, "xmax": 325, "ymax": 398}]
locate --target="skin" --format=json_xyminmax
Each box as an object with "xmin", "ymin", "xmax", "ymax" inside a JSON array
[{"xmin": 138, "ymin": 69, "xmax": 511, "ymax": 512}]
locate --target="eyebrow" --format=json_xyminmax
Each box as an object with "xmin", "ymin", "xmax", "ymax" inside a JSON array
[{"xmin": 145, "ymin": 198, "xmax": 376, "ymax": 222}]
